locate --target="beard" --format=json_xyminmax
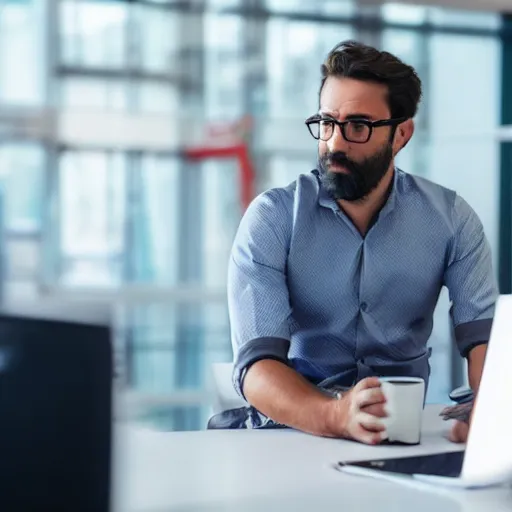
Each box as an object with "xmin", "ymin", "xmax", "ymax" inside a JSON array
[{"xmin": 318, "ymin": 142, "xmax": 394, "ymax": 202}]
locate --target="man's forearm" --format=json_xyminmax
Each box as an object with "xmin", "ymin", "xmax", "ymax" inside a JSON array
[
  {"xmin": 447, "ymin": 343, "xmax": 488, "ymax": 442},
  {"xmin": 468, "ymin": 344, "xmax": 487, "ymax": 393},
  {"xmin": 242, "ymin": 359, "xmax": 337, "ymax": 437}
]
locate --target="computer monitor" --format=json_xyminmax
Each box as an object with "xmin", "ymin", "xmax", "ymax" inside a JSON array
[{"xmin": 0, "ymin": 299, "xmax": 113, "ymax": 511}]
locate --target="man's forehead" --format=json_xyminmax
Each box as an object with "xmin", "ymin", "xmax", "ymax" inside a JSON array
[{"xmin": 320, "ymin": 76, "xmax": 389, "ymax": 118}]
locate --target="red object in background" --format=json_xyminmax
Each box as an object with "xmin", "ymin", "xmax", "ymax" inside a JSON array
[
  {"xmin": 183, "ymin": 116, "xmax": 255, "ymax": 211},
  {"xmin": 184, "ymin": 144, "xmax": 254, "ymax": 211}
]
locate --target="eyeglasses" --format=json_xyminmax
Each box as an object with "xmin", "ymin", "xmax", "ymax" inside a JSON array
[{"xmin": 305, "ymin": 115, "xmax": 407, "ymax": 144}]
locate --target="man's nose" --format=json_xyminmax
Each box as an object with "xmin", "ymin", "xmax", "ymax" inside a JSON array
[{"xmin": 327, "ymin": 124, "xmax": 350, "ymax": 153}]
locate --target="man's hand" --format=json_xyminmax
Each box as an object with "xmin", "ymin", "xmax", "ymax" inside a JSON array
[
  {"xmin": 449, "ymin": 420, "xmax": 469, "ymax": 443},
  {"xmin": 448, "ymin": 400, "xmax": 475, "ymax": 443},
  {"xmin": 326, "ymin": 377, "xmax": 388, "ymax": 444}
]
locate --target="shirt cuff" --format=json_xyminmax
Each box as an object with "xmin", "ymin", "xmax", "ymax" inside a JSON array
[
  {"xmin": 233, "ymin": 337, "xmax": 290, "ymax": 399},
  {"xmin": 454, "ymin": 318, "xmax": 493, "ymax": 357}
]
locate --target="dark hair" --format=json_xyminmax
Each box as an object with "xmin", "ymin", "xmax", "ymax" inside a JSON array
[{"xmin": 320, "ymin": 40, "xmax": 422, "ymax": 119}]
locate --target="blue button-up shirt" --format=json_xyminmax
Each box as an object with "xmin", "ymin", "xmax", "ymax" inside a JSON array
[{"xmin": 228, "ymin": 168, "xmax": 498, "ymax": 399}]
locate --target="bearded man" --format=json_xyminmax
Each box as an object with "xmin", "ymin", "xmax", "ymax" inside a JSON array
[{"xmin": 222, "ymin": 40, "xmax": 496, "ymax": 445}]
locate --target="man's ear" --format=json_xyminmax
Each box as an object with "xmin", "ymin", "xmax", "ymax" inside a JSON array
[{"xmin": 394, "ymin": 118, "xmax": 414, "ymax": 153}]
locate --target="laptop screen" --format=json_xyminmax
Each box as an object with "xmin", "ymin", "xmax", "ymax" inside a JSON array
[
  {"xmin": 462, "ymin": 295, "xmax": 512, "ymax": 483},
  {"xmin": 0, "ymin": 311, "xmax": 112, "ymax": 511}
]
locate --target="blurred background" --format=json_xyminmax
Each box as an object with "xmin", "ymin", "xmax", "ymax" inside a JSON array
[{"xmin": 0, "ymin": 0, "xmax": 511, "ymax": 431}]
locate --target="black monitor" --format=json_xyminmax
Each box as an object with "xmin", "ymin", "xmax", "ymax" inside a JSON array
[{"xmin": 0, "ymin": 300, "xmax": 112, "ymax": 511}]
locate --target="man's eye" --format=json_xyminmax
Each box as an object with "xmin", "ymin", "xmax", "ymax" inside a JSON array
[{"xmin": 351, "ymin": 122, "xmax": 366, "ymax": 132}]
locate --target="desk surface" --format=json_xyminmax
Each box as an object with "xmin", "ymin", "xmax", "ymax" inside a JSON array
[{"xmin": 112, "ymin": 405, "xmax": 512, "ymax": 512}]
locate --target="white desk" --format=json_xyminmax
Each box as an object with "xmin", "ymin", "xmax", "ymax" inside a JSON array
[{"xmin": 112, "ymin": 405, "xmax": 512, "ymax": 512}]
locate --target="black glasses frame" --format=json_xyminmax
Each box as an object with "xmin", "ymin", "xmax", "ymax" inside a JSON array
[{"xmin": 305, "ymin": 115, "xmax": 408, "ymax": 143}]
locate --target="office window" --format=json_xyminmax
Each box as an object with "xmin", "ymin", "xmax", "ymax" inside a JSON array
[
  {"xmin": 136, "ymin": 5, "xmax": 177, "ymax": 73},
  {"xmin": 267, "ymin": 156, "xmax": 314, "ymax": 191},
  {"xmin": 60, "ymin": 0, "xmax": 127, "ymax": 68},
  {"xmin": 428, "ymin": 8, "xmax": 501, "ymax": 29},
  {"xmin": 427, "ymin": 34, "xmax": 500, "ymax": 260},
  {"xmin": 130, "ymin": 155, "xmax": 180, "ymax": 284},
  {"xmin": 128, "ymin": 304, "xmax": 179, "ymax": 392},
  {"xmin": 265, "ymin": 0, "xmax": 355, "ymax": 16},
  {"xmin": 0, "ymin": 143, "xmax": 44, "ymax": 289},
  {"xmin": 0, "ymin": 143, "xmax": 44, "ymax": 230},
  {"xmin": 201, "ymin": 159, "xmax": 240, "ymax": 288},
  {"xmin": 0, "ymin": 0, "xmax": 44, "ymax": 105},
  {"xmin": 125, "ymin": 302, "xmax": 231, "ymax": 391},
  {"xmin": 381, "ymin": 3, "xmax": 428, "ymax": 24},
  {"xmin": 59, "ymin": 151, "xmax": 126, "ymax": 286},
  {"xmin": 204, "ymin": 14, "xmax": 244, "ymax": 119},
  {"xmin": 123, "ymin": 300, "xmax": 231, "ymax": 431},
  {"xmin": 381, "ymin": 3, "xmax": 500, "ymax": 28},
  {"xmin": 266, "ymin": 20, "xmax": 353, "ymax": 118},
  {"xmin": 207, "ymin": 0, "xmax": 240, "ymax": 7}
]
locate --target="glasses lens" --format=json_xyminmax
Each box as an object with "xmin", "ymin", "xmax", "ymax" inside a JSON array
[
  {"xmin": 345, "ymin": 121, "xmax": 370, "ymax": 143},
  {"xmin": 307, "ymin": 121, "xmax": 320, "ymax": 140},
  {"xmin": 319, "ymin": 120, "xmax": 334, "ymax": 141}
]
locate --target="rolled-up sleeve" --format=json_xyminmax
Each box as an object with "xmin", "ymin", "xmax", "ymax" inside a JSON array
[
  {"xmin": 443, "ymin": 195, "xmax": 499, "ymax": 357},
  {"xmin": 228, "ymin": 189, "xmax": 293, "ymax": 398}
]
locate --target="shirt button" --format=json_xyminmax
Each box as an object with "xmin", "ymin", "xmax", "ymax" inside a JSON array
[{"xmin": 361, "ymin": 302, "xmax": 368, "ymax": 312}]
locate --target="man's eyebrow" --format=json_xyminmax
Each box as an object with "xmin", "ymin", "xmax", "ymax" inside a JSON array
[
  {"xmin": 344, "ymin": 113, "xmax": 376, "ymax": 121},
  {"xmin": 318, "ymin": 110, "xmax": 338, "ymax": 118},
  {"xmin": 318, "ymin": 111, "xmax": 378, "ymax": 121}
]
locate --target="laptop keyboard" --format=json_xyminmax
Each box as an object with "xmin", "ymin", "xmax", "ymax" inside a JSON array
[{"xmin": 346, "ymin": 450, "xmax": 466, "ymax": 478}]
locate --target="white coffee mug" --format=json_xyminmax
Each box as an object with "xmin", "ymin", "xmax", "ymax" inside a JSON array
[{"xmin": 378, "ymin": 376, "xmax": 425, "ymax": 445}]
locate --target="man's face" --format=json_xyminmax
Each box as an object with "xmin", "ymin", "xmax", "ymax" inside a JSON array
[{"xmin": 317, "ymin": 76, "xmax": 397, "ymax": 201}]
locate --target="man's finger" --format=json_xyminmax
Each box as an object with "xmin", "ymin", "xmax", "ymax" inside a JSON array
[
  {"xmin": 354, "ymin": 377, "xmax": 381, "ymax": 391},
  {"xmin": 449, "ymin": 421, "xmax": 469, "ymax": 443},
  {"xmin": 361, "ymin": 402, "xmax": 387, "ymax": 418},
  {"xmin": 354, "ymin": 426, "xmax": 388, "ymax": 445},
  {"xmin": 356, "ymin": 388, "xmax": 386, "ymax": 409},
  {"xmin": 356, "ymin": 411, "xmax": 387, "ymax": 432}
]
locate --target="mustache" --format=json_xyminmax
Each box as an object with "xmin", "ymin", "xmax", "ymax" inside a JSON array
[{"xmin": 323, "ymin": 152, "xmax": 358, "ymax": 172}]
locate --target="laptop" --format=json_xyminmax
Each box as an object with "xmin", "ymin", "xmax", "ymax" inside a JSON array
[
  {"xmin": 0, "ymin": 298, "xmax": 113, "ymax": 510},
  {"xmin": 336, "ymin": 294, "xmax": 512, "ymax": 489}
]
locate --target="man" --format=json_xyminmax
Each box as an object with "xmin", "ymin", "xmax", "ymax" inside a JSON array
[{"xmin": 224, "ymin": 40, "xmax": 498, "ymax": 444}]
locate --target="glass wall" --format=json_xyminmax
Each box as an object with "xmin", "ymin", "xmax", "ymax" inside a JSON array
[
  {"xmin": 0, "ymin": 143, "xmax": 45, "ymax": 297},
  {"xmin": 59, "ymin": 150, "xmax": 126, "ymax": 286},
  {"xmin": 0, "ymin": 144, "xmax": 44, "ymax": 230},
  {"xmin": 204, "ymin": 14, "xmax": 244, "ymax": 119},
  {"xmin": 266, "ymin": 20, "xmax": 354, "ymax": 119},
  {"xmin": 0, "ymin": 0, "xmax": 505, "ymax": 428},
  {"xmin": 0, "ymin": 0, "xmax": 44, "ymax": 105}
]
